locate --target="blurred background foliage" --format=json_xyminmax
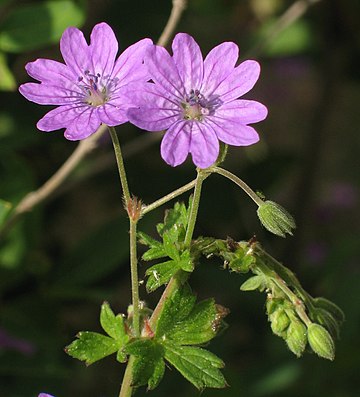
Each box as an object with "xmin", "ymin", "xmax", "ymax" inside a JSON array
[{"xmin": 0, "ymin": 0, "xmax": 359, "ymax": 396}]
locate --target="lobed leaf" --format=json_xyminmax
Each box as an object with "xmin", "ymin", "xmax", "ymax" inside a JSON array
[
  {"xmin": 66, "ymin": 332, "xmax": 121, "ymax": 366},
  {"xmin": 100, "ymin": 302, "xmax": 128, "ymax": 344},
  {"xmin": 163, "ymin": 341, "xmax": 227, "ymax": 390},
  {"xmin": 155, "ymin": 283, "xmax": 196, "ymax": 338},
  {"xmin": 145, "ymin": 260, "xmax": 181, "ymax": 292}
]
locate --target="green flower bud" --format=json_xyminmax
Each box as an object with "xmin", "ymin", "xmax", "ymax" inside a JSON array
[
  {"xmin": 308, "ymin": 323, "xmax": 335, "ymax": 361},
  {"xmin": 257, "ymin": 200, "xmax": 296, "ymax": 238},
  {"xmin": 286, "ymin": 319, "xmax": 307, "ymax": 357},
  {"xmin": 270, "ymin": 309, "xmax": 290, "ymax": 336}
]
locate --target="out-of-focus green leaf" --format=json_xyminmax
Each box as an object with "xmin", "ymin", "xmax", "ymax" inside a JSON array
[
  {"xmin": 0, "ymin": 198, "xmax": 12, "ymax": 225},
  {"xmin": 0, "ymin": 52, "xmax": 16, "ymax": 90},
  {"xmin": 263, "ymin": 19, "xmax": 313, "ymax": 56},
  {"xmin": 0, "ymin": 0, "xmax": 86, "ymax": 53},
  {"xmin": 54, "ymin": 217, "xmax": 129, "ymax": 286}
]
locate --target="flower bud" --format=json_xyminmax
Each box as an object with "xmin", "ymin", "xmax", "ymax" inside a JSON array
[
  {"xmin": 270, "ymin": 309, "xmax": 290, "ymax": 336},
  {"xmin": 257, "ymin": 201, "xmax": 296, "ymax": 238},
  {"xmin": 307, "ymin": 323, "xmax": 335, "ymax": 361},
  {"xmin": 286, "ymin": 319, "xmax": 307, "ymax": 357}
]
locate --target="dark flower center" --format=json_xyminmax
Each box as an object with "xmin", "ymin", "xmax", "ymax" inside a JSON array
[
  {"xmin": 78, "ymin": 70, "xmax": 109, "ymax": 107},
  {"xmin": 182, "ymin": 89, "xmax": 210, "ymax": 121}
]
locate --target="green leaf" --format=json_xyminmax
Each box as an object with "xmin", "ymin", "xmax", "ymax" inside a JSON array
[
  {"xmin": 0, "ymin": 52, "xmax": 16, "ymax": 90},
  {"xmin": 166, "ymin": 299, "xmax": 218, "ymax": 345},
  {"xmin": 100, "ymin": 302, "xmax": 128, "ymax": 344},
  {"xmin": 66, "ymin": 331, "xmax": 121, "ymax": 365},
  {"xmin": 156, "ymin": 283, "xmax": 196, "ymax": 338},
  {"xmin": 145, "ymin": 260, "xmax": 181, "ymax": 292},
  {"xmin": 156, "ymin": 201, "xmax": 189, "ymax": 240},
  {"xmin": 0, "ymin": 198, "xmax": 12, "ymax": 226},
  {"xmin": 240, "ymin": 275, "xmax": 266, "ymax": 291},
  {"xmin": 162, "ymin": 231, "xmax": 180, "ymax": 260},
  {"xmin": 124, "ymin": 339, "xmax": 165, "ymax": 389},
  {"xmin": 163, "ymin": 341, "xmax": 227, "ymax": 390},
  {"xmin": 138, "ymin": 231, "xmax": 166, "ymax": 261},
  {"xmin": 178, "ymin": 249, "xmax": 194, "ymax": 272},
  {"xmin": 0, "ymin": 0, "xmax": 85, "ymax": 53}
]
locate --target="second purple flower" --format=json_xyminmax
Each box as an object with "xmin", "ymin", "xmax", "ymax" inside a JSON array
[{"xmin": 127, "ymin": 33, "xmax": 268, "ymax": 168}]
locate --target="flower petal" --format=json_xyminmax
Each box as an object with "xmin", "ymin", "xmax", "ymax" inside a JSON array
[
  {"xmin": 124, "ymin": 83, "xmax": 180, "ymax": 131},
  {"xmin": 213, "ymin": 99, "xmax": 268, "ymax": 124},
  {"xmin": 97, "ymin": 102, "xmax": 128, "ymax": 126},
  {"xmin": 160, "ymin": 120, "xmax": 190, "ymax": 166},
  {"xmin": 19, "ymin": 82, "xmax": 82, "ymax": 105},
  {"xmin": 214, "ymin": 60, "xmax": 261, "ymax": 103},
  {"xmin": 172, "ymin": 33, "xmax": 203, "ymax": 92},
  {"xmin": 112, "ymin": 38, "xmax": 153, "ymax": 86},
  {"xmin": 90, "ymin": 23, "xmax": 118, "ymax": 77},
  {"xmin": 37, "ymin": 104, "xmax": 89, "ymax": 131},
  {"xmin": 60, "ymin": 26, "xmax": 91, "ymax": 77},
  {"xmin": 64, "ymin": 107, "xmax": 101, "ymax": 140},
  {"xmin": 206, "ymin": 117, "xmax": 260, "ymax": 146},
  {"xmin": 189, "ymin": 122, "xmax": 219, "ymax": 168},
  {"xmin": 145, "ymin": 45, "xmax": 185, "ymax": 101},
  {"xmin": 201, "ymin": 42, "xmax": 239, "ymax": 97},
  {"xmin": 25, "ymin": 59, "xmax": 75, "ymax": 87}
]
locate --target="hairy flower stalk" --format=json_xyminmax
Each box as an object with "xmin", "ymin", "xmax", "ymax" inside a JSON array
[
  {"xmin": 19, "ymin": 23, "xmax": 152, "ymax": 139},
  {"xmin": 126, "ymin": 33, "xmax": 267, "ymax": 168}
]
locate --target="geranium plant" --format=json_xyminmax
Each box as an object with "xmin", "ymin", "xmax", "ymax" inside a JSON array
[{"xmin": 17, "ymin": 21, "xmax": 343, "ymax": 397}]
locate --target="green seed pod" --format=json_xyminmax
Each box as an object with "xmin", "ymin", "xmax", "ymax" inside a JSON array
[
  {"xmin": 308, "ymin": 323, "xmax": 335, "ymax": 361},
  {"xmin": 286, "ymin": 319, "xmax": 307, "ymax": 357},
  {"xmin": 270, "ymin": 309, "xmax": 290, "ymax": 336},
  {"xmin": 257, "ymin": 201, "xmax": 296, "ymax": 238}
]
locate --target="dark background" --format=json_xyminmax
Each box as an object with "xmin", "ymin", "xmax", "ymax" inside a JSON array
[{"xmin": 0, "ymin": 0, "xmax": 359, "ymax": 396}]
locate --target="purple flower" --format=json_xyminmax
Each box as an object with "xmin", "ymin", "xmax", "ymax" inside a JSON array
[
  {"xmin": 126, "ymin": 33, "xmax": 268, "ymax": 168},
  {"xmin": 38, "ymin": 394, "xmax": 54, "ymax": 397},
  {"xmin": 19, "ymin": 23, "xmax": 152, "ymax": 140}
]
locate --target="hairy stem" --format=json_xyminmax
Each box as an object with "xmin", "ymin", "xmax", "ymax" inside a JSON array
[
  {"xmin": 108, "ymin": 126, "xmax": 131, "ymax": 205},
  {"xmin": 119, "ymin": 356, "xmax": 135, "ymax": 397},
  {"xmin": 141, "ymin": 179, "xmax": 197, "ymax": 216},
  {"xmin": 149, "ymin": 169, "xmax": 207, "ymax": 331},
  {"xmin": 184, "ymin": 169, "xmax": 207, "ymax": 246},
  {"xmin": 130, "ymin": 219, "xmax": 140, "ymax": 337},
  {"xmin": 211, "ymin": 166, "xmax": 264, "ymax": 207},
  {"xmin": 252, "ymin": 245, "xmax": 313, "ymax": 327}
]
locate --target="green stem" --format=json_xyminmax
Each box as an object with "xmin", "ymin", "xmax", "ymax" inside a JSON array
[
  {"xmin": 141, "ymin": 179, "xmax": 197, "ymax": 216},
  {"xmin": 252, "ymin": 247, "xmax": 313, "ymax": 327},
  {"xmin": 211, "ymin": 166, "xmax": 264, "ymax": 207},
  {"xmin": 119, "ymin": 356, "xmax": 135, "ymax": 397},
  {"xmin": 130, "ymin": 219, "xmax": 140, "ymax": 337},
  {"xmin": 108, "ymin": 126, "xmax": 131, "ymax": 205},
  {"xmin": 149, "ymin": 169, "xmax": 208, "ymax": 331},
  {"xmin": 184, "ymin": 169, "xmax": 207, "ymax": 246}
]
